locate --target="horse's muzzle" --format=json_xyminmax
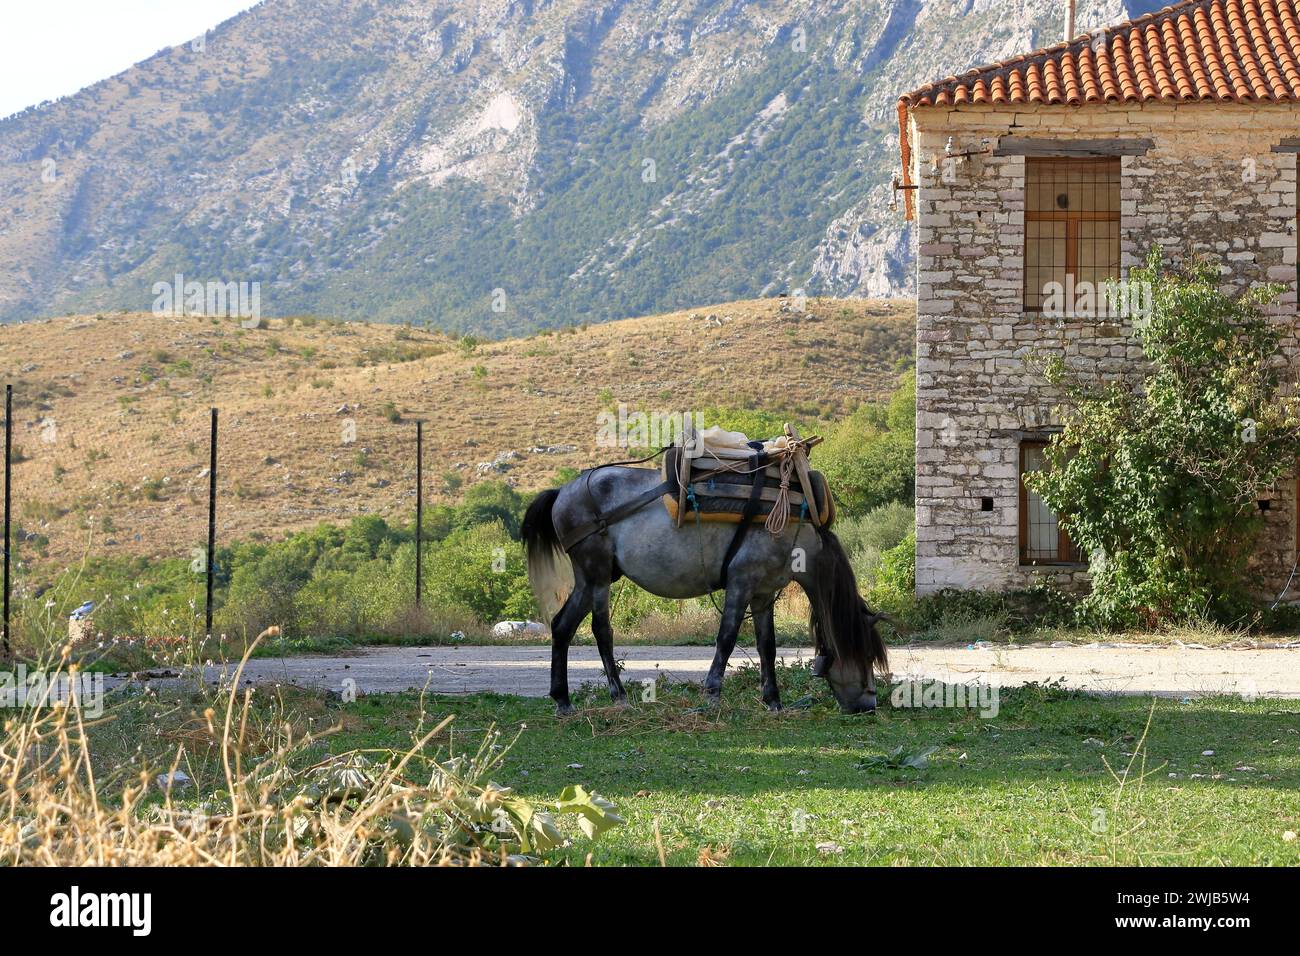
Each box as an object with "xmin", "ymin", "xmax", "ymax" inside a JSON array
[{"xmin": 841, "ymin": 693, "xmax": 877, "ymax": 714}]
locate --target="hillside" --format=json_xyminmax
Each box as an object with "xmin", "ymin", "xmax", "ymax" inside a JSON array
[
  {"xmin": 0, "ymin": 296, "xmax": 913, "ymax": 568},
  {"xmin": 0, "ymin": 0, "xmax": 1160, "ymax": 330}
]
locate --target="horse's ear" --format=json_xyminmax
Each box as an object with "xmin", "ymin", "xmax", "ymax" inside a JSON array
[{"xmin": 810, "ymin": 655, "xmax": 829, "ymax": 678}]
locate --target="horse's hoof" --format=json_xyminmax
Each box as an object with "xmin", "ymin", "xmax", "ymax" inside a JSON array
[
  {"xmin": 554, "ymin": 702, "xmax": 576, "ymax": 717},
  {"xmin": 765, "ymin": 701, "xmax": 783, "ymax": 713},
  {"xmin": 610, "ymin": 696, "xmax": 630, "ymax": 709},
  {"xmin": 702, "ymin": 693, "xmax": 721, "ymax": 709}
]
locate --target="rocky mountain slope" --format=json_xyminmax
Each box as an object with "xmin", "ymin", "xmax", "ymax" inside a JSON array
[{"xmin": 0, "ymin": 0, "xmax": 1160, "ymax": 331}]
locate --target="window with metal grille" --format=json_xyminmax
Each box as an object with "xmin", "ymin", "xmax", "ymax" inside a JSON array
[
  {"xmin": 1023, "ymin": 157, "xmax": 1121, "ymax": 313},
  {"xmin": 1019, "ymin": 442, "xmax": 1084, "ymax": 565}
]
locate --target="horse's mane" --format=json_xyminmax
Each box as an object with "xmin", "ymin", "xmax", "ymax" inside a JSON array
[{"xmin": 807, "ymin": 528, "xmax": 888, "ymax": 676}]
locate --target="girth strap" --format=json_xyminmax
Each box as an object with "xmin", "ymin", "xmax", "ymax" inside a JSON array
[
  {"xmin": 715, "ymin": 452, "xmax": 767, "ymax": 590},
  {"xmin": 559, "ymin": 479, "xmax": 676, "ymax": 552}
]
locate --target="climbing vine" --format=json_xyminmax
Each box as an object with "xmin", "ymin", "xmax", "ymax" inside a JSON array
[{"xmin": 1028, "ymin": 250, "xmax": 1300, "ymax": 628}]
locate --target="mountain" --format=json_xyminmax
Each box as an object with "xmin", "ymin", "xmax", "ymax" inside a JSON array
[
  {"xmin": 0, "ymin": 0, "xmax": 1157, "ymax": 332},
  {"xmin": 0, "ymin": 297, "xmax": 912, "ymax": 567}
]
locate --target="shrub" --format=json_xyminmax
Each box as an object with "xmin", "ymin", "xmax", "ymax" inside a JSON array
[
  {"xmin": 1028, "ymin": 251, "xmax": 1300, "ymax": 628},
  {"xmin": 836, "ymin": 501, "xmax": 914, "ymax": 586},
  {"xmin": 866, "ymin": 531, "xmax": 915, "ymax": 616},
  {"xmin": 421, "ymin": 522, "xmax": 534, "ymax": 622},
  {"xmin": 454, "ymin": 481, "xmax": 525, "ymax": 538},
  {"xmin": 14, "ymin": 554, "xmax": 207, "ymax": 652},
  {"xmin": 889, "ymin": 581, "xmax": 1075, "ymax": 641},
  {"xmin": 816, "ymin": 370, "xmax": 915, "ymax": 517}
]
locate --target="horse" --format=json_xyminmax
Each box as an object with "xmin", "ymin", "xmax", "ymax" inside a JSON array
[{"xmin": 521, "ymin": 463, "xmax": 888, "ymax": 715}]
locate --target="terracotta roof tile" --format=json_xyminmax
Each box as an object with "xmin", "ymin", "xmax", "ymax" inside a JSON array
[
  {"xmin": 899, "ymin": 0, "xmax": 1300, "ymax": 108},
  {"xmin": 896, "ymin": 0, "xmax": 1300, "ymax": 218}
]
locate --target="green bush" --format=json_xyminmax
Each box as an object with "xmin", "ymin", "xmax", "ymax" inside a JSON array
[
  {"xmin": 836, "ymin": 501, "xmax": 915, "ymax": 586},
  {"xmin": 1028, "ymin": 251, "xmax": 1300, "ymax": 628},
  {"xmin": 216, "ymin": 482, "xmax": 532, "ymax": 641},
  {"xmin": 22, "ymin": 554, "xmax": 207, "ymax": 644},
  {"xmin": 866, "ymin": 531, "xmax": 915, "ymax": 616},
  {"xmin": 421, "ymin": 521, "xmax": 534, "ymax": 623},
  {"xmin": 816, "ymin": 370, "xmax": 915, "ymax": 517},
  {"xmin": 453, "ymin": 481, "xmax": 525, "ymax": 538},
  {"xmin": 292, "ymin": 556, "xmax": 412, "ymax": 639}
]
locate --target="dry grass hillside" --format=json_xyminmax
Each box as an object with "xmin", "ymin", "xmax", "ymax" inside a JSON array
[{"xmin": 0, "ymin": 297, "xmax": 912, "ymax": 568}]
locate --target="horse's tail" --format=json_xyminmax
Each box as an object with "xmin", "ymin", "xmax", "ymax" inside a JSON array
[
  {"xmin": 521, "ymin": 488, "xmax": 574, "ymax": 625},
  {"xmin": 808, "ymin": 528, "xmax": 888, "ymax": 677}
]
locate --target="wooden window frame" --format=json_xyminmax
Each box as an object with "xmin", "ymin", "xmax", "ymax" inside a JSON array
[
  {"xmin": 1018, "ymin": 441, "xmax": 1085, "ymax": 566},
  {"xmin": 1023, "ymin": 156, "xmax": 1122, "ymax": 313}
]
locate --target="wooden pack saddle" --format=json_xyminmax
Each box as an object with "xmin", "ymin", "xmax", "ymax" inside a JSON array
[{"xmin": 660, "ymin": 425, "xmax": 834, "ymax": 530}]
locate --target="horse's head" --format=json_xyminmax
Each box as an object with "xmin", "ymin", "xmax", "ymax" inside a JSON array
[
  {"xmin": 804, "ymin": 529, "xmax": 889, "ymax": 713},
  {"xmin": 811, "ymin": 649, "xmax": 877, "ymax": 713}
]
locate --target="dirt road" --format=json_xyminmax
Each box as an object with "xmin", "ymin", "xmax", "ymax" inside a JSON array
[{"xmin": 112, "ymin": 642, "xmax": 1300, "ymax": 699}]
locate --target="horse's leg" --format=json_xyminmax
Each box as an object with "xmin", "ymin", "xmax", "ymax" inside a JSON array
[
  {"xmin": 549, "ymin": 583, "xmax": 592, "ymax": 716},
  {"xmin": 590, "ymin": 582, "xmax": 627, "ymax": 705},
  {"xmin": 751, "ymin": 593, "xmax": 781, "ymax": 711},
  {"xmin": 704, "ymin": 583, "xmax": 752, "ymax": 703}
]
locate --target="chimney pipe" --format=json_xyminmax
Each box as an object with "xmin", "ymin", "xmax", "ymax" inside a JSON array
[{"xmin": 1064, "ymin": 0, "xmax": 1076, "ymax": 42}]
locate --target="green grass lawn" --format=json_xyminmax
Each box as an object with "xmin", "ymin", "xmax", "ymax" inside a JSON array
[
  {"xmin": 76, "ymin": 664, "xmax": 1300, "ymax": 866},
  {"xmin": 314, "ymin": 665, "xmax": 1300, "ymax": 866}
]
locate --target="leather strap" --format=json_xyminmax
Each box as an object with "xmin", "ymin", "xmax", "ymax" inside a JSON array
[
  {"xmin": 559, "ymin": 479, "xmax": 676, "ymax": 552},
  {"xmin": 715, "ymin": 452, "xmax": 766, "ymax": 590}
]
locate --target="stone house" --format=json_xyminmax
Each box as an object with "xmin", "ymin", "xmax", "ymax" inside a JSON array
[{"xmin": 897, "ymin": 0, "xmax": 1300, "ymax": 596}]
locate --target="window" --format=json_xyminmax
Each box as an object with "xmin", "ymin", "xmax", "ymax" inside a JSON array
[
  {"xmin": 1019, "ymin": 442, "xmax": 1084, "ymax": 565},
  {"xmin": 1023, "ymin": 157, "xmax": 1121, "ymax": 312}
]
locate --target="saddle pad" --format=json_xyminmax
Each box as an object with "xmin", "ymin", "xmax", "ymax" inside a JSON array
[{"xmin": 660, "ymin": 446, "xmax": 834, "ymax": 528}]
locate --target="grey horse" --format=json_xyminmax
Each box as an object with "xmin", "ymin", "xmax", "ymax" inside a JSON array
[{"xmin": 521, "ymin": 465, "xmax": 888, "ymax": 715}]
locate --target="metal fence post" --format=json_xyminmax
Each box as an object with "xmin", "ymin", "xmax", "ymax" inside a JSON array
[
  {"xmin": 3, "ymin": 384, "xmax": 10, "ymax": 657},
  {"xmin": 415, "ymin": 420, "xmax": 423, "ymax": 608},
  {"xmin": 206, "ymin": 408, "xmax": 218, "ymax": 638}
]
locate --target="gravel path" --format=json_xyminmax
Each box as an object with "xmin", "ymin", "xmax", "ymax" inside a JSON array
[{"xmin": 106, "ymin": 642, "xmax": 1300, "ymax": 699}]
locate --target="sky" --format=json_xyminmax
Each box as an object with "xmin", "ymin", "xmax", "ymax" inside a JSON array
[{"xmin": 0, "ymin": 0, "xmax": 262, "ymax": 118}]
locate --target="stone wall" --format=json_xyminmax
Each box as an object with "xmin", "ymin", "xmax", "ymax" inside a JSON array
[{"xmin": 908, "ymin": 103, "xmax": 1300, "ymax": 596}]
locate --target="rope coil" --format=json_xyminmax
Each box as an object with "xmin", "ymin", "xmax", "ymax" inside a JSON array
[{"xmin": 764, "ymin": 454, "xmax": 798, "ymax": 534}]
